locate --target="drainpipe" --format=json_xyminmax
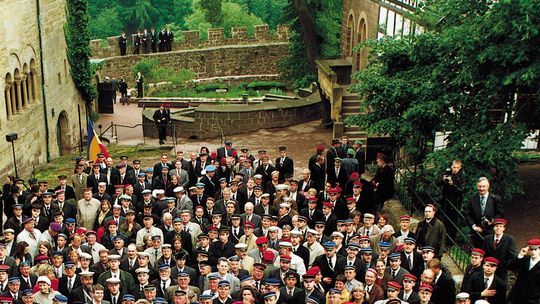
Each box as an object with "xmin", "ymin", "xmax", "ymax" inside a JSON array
[{"xmin": 36, "ymin": 0, "xmax": 51, "ymax": 161}]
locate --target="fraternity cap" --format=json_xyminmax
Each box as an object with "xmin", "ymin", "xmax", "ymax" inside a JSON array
[
  {"xmin": 107, "ymin": 254, "xmax": 121, "ymax": 261},
  {"xmin": 122, "ymin": 295, "xmax": 136, "ymax": 301},
  {"xmin": 256, "ymin": 236, "xmax": 268, "ymax": 245},
  {"xmin": 364, "ymin": 213, "xmax": 375, "ymax": 219},
  {"xmin": 135, "ymin": 268, "xmax": 150, "ymax": 274},
  {"xmin": 421, "ymin": 246, "xmax": 436, "ymax": 253},
  {"xmin": 483, "ymin": 257, "xmax": 499, "ymax": 266},
  {"xmin": 493, "ymin": 218, "xmax": 507, "ymax": 226},
  {"xmin": 106, "ymin": 277, "xmax": 121, "ymax": 284},
  {"xmin": 387, "ymin": 281, "xmax": 402, "ymax": 291},
  {"xmin": 262, "ymin": 251, "xmax": 275, "ymax": 262},
  {"xmin": 79, "ymin": 271, "xmax": 95, "ymax": 277},
  {"xmin": 399, "ymin": 215, "xmax": 411, "ymax": 221},
  {"xmin": 471, "ymin": 248, "xmax": 486, "ymax": 256},
  {"xmin": 403, "ymin": 273, "xmax": 417, "ymax": 282},
  {"xmin": 455, "ymin": 292, "xmax": 470, "ymax": 300},
  {"xmin": 53, "ymin": 295, "xmax": 68, "ymax": 303},
  {"xmin": 418, "ymin": 284, "xmax": 433, "ymax": 292},
  {"xmin": 36, "ymin": 276, "xmax": 51, "ymax": 285},
  {"xmin": 235, "ymin": 243, "xmax": 248, "ymax": 250},
  {"xmin": 404, "ymin": 237, "xmax": 416, "ymax": 244}
]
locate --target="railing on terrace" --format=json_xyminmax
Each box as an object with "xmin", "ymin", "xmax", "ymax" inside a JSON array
[{"xmin": 393, "ymin": 151, "xmax": 483, "ymax": 272}]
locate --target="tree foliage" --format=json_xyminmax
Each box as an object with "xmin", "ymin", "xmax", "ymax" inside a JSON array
[
  {"xmin": 65, "ymin": 0, "xmax": 97, "ymax": 103},
  {"xmin": 278, "ymin": 0, "xmax": 342, "ymax": 88},
  {"xmin": 347, "ymin": 0, "xmax": 540, "ymax": 200},
  {"xmin": 200, "ymin": 0, "xmax": 224, "ymax": 26}
]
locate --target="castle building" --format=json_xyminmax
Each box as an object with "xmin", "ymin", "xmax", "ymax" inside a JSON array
[{"xmin": 0, "ymin": 0, "xmax": 85, "ymax": 177}]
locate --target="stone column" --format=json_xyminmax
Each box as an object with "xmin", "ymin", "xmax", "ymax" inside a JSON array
[
  {"xmin": 4, "ymin": 85, "xmax": 12, "ymax": 119},
  {"xmin": 31, "ymin": 70, "xmax": 38, "ymax": 103},
  {"xmin": 10, "ymin": 84, "xmax": 17, "ymax": 114},
  {"xmin": 15, "ymin": 80, "xmax": 22, "ymax": 113},
  {"xmin": 22, "ymin": 76, "xmax": 29, "ymax": 108}
]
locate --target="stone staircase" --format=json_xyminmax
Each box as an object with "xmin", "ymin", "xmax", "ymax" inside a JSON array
[{"xmin": 341, "ymin": 91, "xmax": 368, "ymax": 142}]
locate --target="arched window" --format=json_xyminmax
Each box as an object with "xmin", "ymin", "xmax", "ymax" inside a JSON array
[
  {"xmin": 356, "ymin": 19, "xmax": 367, "ymax": 71},
  {"xmin": 13, "ymin": 69, "xmax": 22, "ymax": 114},
  {"xmin": 4, "ymin": 73, "xmax": 13, "ymax": 121},
  {"xmin": 345, "ymin": 14, "xmax": 356, "ymax": 57}
]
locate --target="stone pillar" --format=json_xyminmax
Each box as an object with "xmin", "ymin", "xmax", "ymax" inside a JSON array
[
  {"xmin": 10, "ymin": 84, "xmax": 17, "ymax": 114},
  {"xmin": 15, "ymin": 80, "xmax": 22, "ymax": 113},
  {"xmin": 4, "ymin": 85, "xmax": 12, "ymax": 119},
  {"xmin": 32, "ymin": 71, "xmax": 38, "ymax": 103},
  {"xmin": 22, "ymin": 76, "xmax": 29, "ymax": 108}
]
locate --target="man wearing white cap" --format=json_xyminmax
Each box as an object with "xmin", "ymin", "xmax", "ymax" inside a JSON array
[
  {"xmin": 274, "ymin": 241, "xmax": 306, "ymax": 277},
  {"xmin": 97, "ymin": 255, "xmax": 135, "ymax": 295},
  {"xmin": 304, "ymin": 229, "xmax": 325, "ymax": 267},
  {"xmin": 34, "ymin": 276, "xmax": 60, "ymax": 304}
]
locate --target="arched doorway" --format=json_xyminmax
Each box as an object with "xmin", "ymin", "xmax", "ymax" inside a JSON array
[
  {"xmin": 56, "ymin": 111, "xmax": 70, "ymax": 156},
  {"xmin": 345, "ymin": 14, "xmax": 356, "ymax": 58},
  {"xmin": 356, "ymin": 19, "xmax": 367, "ymax": 70}
]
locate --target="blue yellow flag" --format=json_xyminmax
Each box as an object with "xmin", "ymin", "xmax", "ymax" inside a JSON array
[{"xmin": 87, "ymin": 118, "xmax": 110, "ymax": 162}]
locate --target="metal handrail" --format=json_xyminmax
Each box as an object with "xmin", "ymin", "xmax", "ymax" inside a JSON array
[
  {"xmin": 101, "ymin": 123, "xmax": 178, "ymax": 149},
  {"xmin": 393, "ymin": 151, "xmax": 481, "ymax": 271}
]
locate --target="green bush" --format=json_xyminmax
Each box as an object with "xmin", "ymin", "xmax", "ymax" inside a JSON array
[
  {"xmin": 131, "ymin": 58, "xmax": 160, "ymax": 80},
  {"xmin": 194, "ymin": 83, "xmax": 230, "ymax": 92},
  {"xmin": 131, "ymin": 58, "xmax": 194, "ymax": 85},
  {"xmin": 246, "ymin": 81, "xmax": 285, "ymax": 90}
]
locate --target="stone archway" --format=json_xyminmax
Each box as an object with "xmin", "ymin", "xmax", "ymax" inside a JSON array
[
  {"xmin": 56, "ymin": 111, "xmax": 71, "ymax": 155},
  {"xmin": 356, "ymin": 18, "xmax": 368, "ymax": 71}
]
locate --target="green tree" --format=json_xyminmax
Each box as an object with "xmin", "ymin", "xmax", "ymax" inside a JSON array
[
  {"xmin": 88, "ymin": 8, "xmax": 124, "ymax": 39},
  {"xmin": 347, "ymin": 0, "xmax": 540, "ymax": 200},
  {"xmin": 200, "ymin": 0, "xmax": 223, "ymax": 26},
  {"xmin": 120, "ymin": 0, "xmax": 158, "ymax": 32}
]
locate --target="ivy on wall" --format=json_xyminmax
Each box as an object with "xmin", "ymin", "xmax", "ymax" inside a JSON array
[{"xmin": 65, "ymin": 0, "xmax": 97, "ymax": 103}]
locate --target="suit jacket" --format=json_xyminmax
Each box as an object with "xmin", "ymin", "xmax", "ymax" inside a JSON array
[
  {"xmin": 300, "ymin": 207, "xmax": 323, "ymax": 229},
  {"xmin": 508, "ymin": 256, "xmax": 540, "ymax": 303},
  {"xmin": 385, "ymin": 266, "xmax": 410, "ymax": 284},
  {"xmin": 255, "ymin": 164, "xmax": 276, "ymax": 186},
  {"xmin": 164, "ymin": 285, "xmax": 200, "ymax": 302},
  {"xmin": 399, "ymin": 289, "xmax": 420, "ymax": 304},
  {"xmin": 253, "ymin": 204, "xmax": 278, "ymax": 217},
  {"xmin": 112, "ymin": 172, "xmax": 136, "ymax": 187},
  {"xmin": 153, "ymin": 162, "xmax": 173, "ymax": 178},
  {"xmin": 464, "ymin": 193, "xmax": 504, "ymax": 230},
  {"xmin": 240, "ymin": 213, "xmax": 261, "ymax": 228},
  {"xmin": 431, "ymin": 272, "xmax": 456, "ymax": 304},
  {"xmin": 292, "ymin": 289, "xmax": 324, "ymax": 304},
  {"xmin": 312, "ymin": 254, "xmax": 346, "ymax": 290},
  {"xmin": 71, "ymin": 286, "xmax": 93, "ymax": 304},
  {"xmin": 464, "ymin": 271, "xmax": 506, "ymax": 304},
  {"xmin": 298, "ymin": 179, "xmax": 314, "ymax": 193},
  {"xmin": 400, "ymin": 251, "xmax": 424, "ymax": 278},
  {"xmin": 58, "ymin": 274, "xmax": 82, "ymax": 299},
  {"xmin": 354, "ymin": 148, "xmax": 366, "ymax": 174},
  {"xmin": 322, "ymin": 213, "xmax": 338, "ymax": 236},
  {"xmin": 104, "ymin": 292, "xmax": 124, "ymax": 304},
  {"xmin": 200, "ymin": 175, "xmax": 218, "ymax": 198},
  {"xmin": 97, "ymin": 270, "xmax": 135, "ymax": 295},
  {"xmin": 293, "ymin": 245, "xmax": 310, "ymax": 270},
  {"xmin": 153, "ymin": 174, "xmax": 171, "ymax": 190},
  {"xmin": 481, "ymin": 233, "xmax": 517, "ymax": 279},
  {"xmin": 0, "ymin": 290, "xmax": 22, "ymax": 304},
  {"xmin": 187, "ymin": 160, "xmax": 200, "ymax": 186},
  {"xmin": 53, "ymin": 200, "xmax": 78, "ymax": 220},
  {"xmin": 365, "ymin": 284, "xmax": 385, "ymax": 304},
  {"xmin": 327, "ymin": 166, "xmax": 348, "ymax": 187},
  {"xmin": 19, "ymin": 275, "xmax": 37, "ymax": 291},
  {"xmin": 169, "ymin": 169, "xmax": 190, "ymax": 188},
  {"xmin": 54, "ymin": 185, "xmax": 77, "ymax": 201},
  {"xmin": 337, "ymin": 257, "xmax": 367, "ymax": 281},
  {"xmin": 275, "ymin": 156, "xmax": 294, "ymax": 178},
  {"xmin": 87, "ymin": 173, "xmax": 107, "ymax": 193},
  {"xmin": 70, "ymin": 173, "xmax": 88, "ymax": 201}
]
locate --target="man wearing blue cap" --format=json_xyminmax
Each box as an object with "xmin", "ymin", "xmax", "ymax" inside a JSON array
[
  {"xmin": 400, "ymin": 237, "xmax": 423, "ymax": 278},
  {"xmin": 58, "ymin": 261, "xmax": 81, "ymax": 298},
  {"xmin": 150, "ymin": 264, "xmax": 172, "ymax": 298},
  {"xmin": 121, "ymin": 294, "xmax": 135, "ymax": 304},
  {"xmin": 312, "ymin": 241, "xmax": 346, "ymax": 290},
  {"xmin": 215, "ymin": 280, "xmax": 233, "ymax": 304},
  {"xmin": 1, "ymin": 277, "xmax": 21, "ymax": 301},
  {"xmin": 199, "ymin": 165, "xmax": 218, "ymax": 199},
  {"xmin": 263, "ymin": 291, "xmax": 278, "ymax": 304},
  {"xmin": 386, "ymin": 253, "xmax": 410, "ymax": 285}
]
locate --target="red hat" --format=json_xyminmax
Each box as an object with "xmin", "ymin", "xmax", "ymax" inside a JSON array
[
  {"xmin": 366, "ymin": 268, "xmax": 377, "ymax": 276},
  {"xmin": 327, "ymin": 187, "xmax": 340, "ymax": 194},
  {"xmin": 387, "ymin": 281, "xmax": 402, "ymax": 291},
  {"xmin": 76, "ymin": 228, "xmax": 87, "ymax": 235},
  {"xmin": 262, "ymin": 251, "xmax": 275, "ymax": 262},
  {"xmin": 307, "ymin": 196, "xmax": 318, "ymax": 201},
  {"xmin": 220, "ymin": 158, "xmax": 227, "ymax": 165},
  {"xmin": 306, "ymin": 266, "xmax": 320, "ymax": 276},
  {"xmin": 484, "ymin": 257, "xmax": 500, "ymax": 266},
  {"xmin": 0, "ymin": 297, "xmax": 13, "ymax": 303},
  {"xmin": 85, "ymin": 230, "xmax": 97, "ymax": 236},
  {"xmin": 418, "ymin": 284, "xmax": 433, "ymax": 292},
  {"xmin": 208, "ymin": 226, "xmax": 219, "ymax": 231},
  {"xmin": 195, "ymin": 205, "xmax": 204, "ymax": 210},
  {"xmin": 35, "ymin": 255, "xmax": 49, "ymax": 263},
  {"xmin": 231, "ymin": 150, "xmax": 237, "ymax": 157},
  {"xmin": 471, "ymin": 248, "xmax": 486, "ymax": 256},
  {"xmin": 114, "ymin": 184, "xmax": 124, "ymax": 189},
  {"xmin": 256, "ymin": 236, "xmax": 268, "ymax": 245},
  {"xmin": 124, "ymin": 184, "xmax": 132, "ymax": 189},
  {"xmin": 403, "ymin": 274, "xmax": 417, "ymax": 282},
  {"xmin": 323, "ymin": 202, "xmax": 334, "ymax": 209},
  {"xmin": 316, "ymin": 144, "xmax": 325, "ymax": 152},
  {"xmin": 280, "ymin": 255, "xmax": 291, "ymax": 261},
  {"xmin": 395, "ymin": 244, "xmax": 405, "ymax": 252},
  {"xmin": 376, "ymin": 152, "xmax": 387, "ymax": 159},
  {"xmin": 243, "ymin": 221, "xmax": 255, "ymax": 229},
  {"xmin": 210, "ymin": 152, "xmax": 217, "ymax": 160},
  {"xmin": 399, "ymin": 215, "xmax": 411, "ymax": 221},
  {"xmin": 493, "ymin": 218, "xmax": 507, "ymax": 226},
  {"xmin": 349, "ymin": 172, "xmax": 359, "ymax": 180},
  {"xmin": 107, "ymin": 220, "xmax": 118, "ymax": 227},
  {"xmin": 346, "ymin": 197, "xmax": 357, "ymax": 202},
  {"xmin": 353, "ymin": 181, "xmax": 363, "ymax": 188},
  {"xmin": 527, "ymin": 239, "xmax": 540, "ymax": 246}
]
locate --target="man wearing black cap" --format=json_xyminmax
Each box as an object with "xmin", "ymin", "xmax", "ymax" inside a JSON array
[
  {"xmin": 54, "ymin": 175, "xmax": 76, "ymax": 201},
  {"xmin": 275, "ymin": 147, "xmax": 294, "ymax": 180},
  {"xmin": 153, "ymin": 104, "xmax": 171, "ymax": 145}
]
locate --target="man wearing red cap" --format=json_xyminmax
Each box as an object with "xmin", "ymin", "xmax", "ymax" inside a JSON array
[
  {"xmin": 364, "ymin": 268, "xmax": 384, "ymax": 304},
  {"xmin": 508, "ymin": 238, "xmax": 540, "ymax": 304},
  {"xmin": 463, "ymin": 257, "xmax": 506, "ymax": 304},
  {"xmin": 418, "ymin": 284, "xmax": 434, "ymax": 304},
  {"xmin": 481, "ymin": 218, "xmax": 517, "ymax": 281},
  {"xmin": 461, "ymin": 248, "xmax": 485, "ymax": 292},
  {"xmin": 153, "ymin": 104, "xmax": 171, "ymax": 145}
]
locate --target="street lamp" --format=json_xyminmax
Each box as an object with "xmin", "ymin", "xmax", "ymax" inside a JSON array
[{"xmin": 6, "ymin": 133, "xmax": 18, "ymax": 178}]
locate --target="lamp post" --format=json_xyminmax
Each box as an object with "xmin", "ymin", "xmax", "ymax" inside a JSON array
[{"xmin": 6, "ymin": 133, "xmax": 18, "ymax": 178}]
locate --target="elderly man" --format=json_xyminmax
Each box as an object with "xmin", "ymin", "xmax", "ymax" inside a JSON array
[
  {"xmin": 17, "ymin": 217, "xmax": 42, "ymax": 259},
  {"xmin": 464, "ymin": 177, "xmax": 504, "ymax": 247},
  {"xmin": 77, "ymin": 188, "xmax": 101, "ymax": 229}
]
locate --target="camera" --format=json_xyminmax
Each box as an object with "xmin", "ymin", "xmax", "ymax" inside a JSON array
[
  {"xmin": 443, "ymin": 168, "xmax": 452, "ymax": 183},
  {"xmin": 481, "ymin": 217, "xmax": 491, "ymax": 227}
]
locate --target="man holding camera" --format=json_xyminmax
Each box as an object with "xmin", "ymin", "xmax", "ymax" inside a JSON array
[
  {"xmin": 441, "ymin": 160, "xmax": 466, "ymax": 238},
  {"xmin": 464, "ymin": 177, "xmax": 504, "ymax": 247}
]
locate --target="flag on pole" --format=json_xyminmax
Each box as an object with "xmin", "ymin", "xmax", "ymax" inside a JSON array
[{"xmin": 87, "ymin": 118, "xmax": 110, "ymax": 162}]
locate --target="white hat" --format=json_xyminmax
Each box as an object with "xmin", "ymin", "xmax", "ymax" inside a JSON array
[
  {"xmin": 276, "ymin": 184, "xmax": 289, "ymax": 191},
  {"xmin": 291, "ymin": 230, "xmax": 303, "ymax": 236},
  {"xmin": 268, "ymin": 226, "xmax": 279, "ymax": 232},
  {"xmin": 456, "ymin": 293, "xmax": 470, "ymax": 300},
  {"xmin": 106, "ymin": 277, "xmax": 121, "ymax": 284},
  {"xmin": 80, "ymin": 252, "xmax": 92, "ymax": 260},
  {"xmin": 279, "ymin": 203, "xmax": 291, "ymax": 209},
  {"xmin": 37, "ymin": 276, "xmax": 51, "ymax": 285},
  {"xmin": 152, "ymin": 189, "xmax": 165, "ymax": 197},
  {"xmin": 253, "ymin": 174, "xmax": 263, "ymax": 179},
  {"xmin": 381, "ymin": 225, "xmax": 395, "ymax": 234},
  {"xmin": 307, "ymin": 229, "xmax": 319, "ymax": 236},
  {"xmin": 235, "ymin": 243, "xmax": 248, "ymax": 250},
  {"xmin": 331, "ymin": 232, "xmax": 344, "ymax": 239},
  {"xmin": 98, "ymin": 182, "xmax": 107, "ymax": 186},
  {"xmin": 364, "ymin": 213, "xmax": 375, "ymax": 219},
  {"xmin": 173, "ymin": 186, "xmax": 184, "ymax": 193},
  {"xmin": 278, "ymin": 241, "xmax": 293, "ymax": 248}
]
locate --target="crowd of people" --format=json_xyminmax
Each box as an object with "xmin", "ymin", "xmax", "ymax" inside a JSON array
[
  {"xmin": 118, "ymin": 28, "xmax": 174, "ymax": 56},
  {"xmin": 0, "ymin": 137, "xmax": 538, "ymax": 304}
]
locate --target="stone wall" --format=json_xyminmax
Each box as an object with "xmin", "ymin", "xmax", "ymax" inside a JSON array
[
  {"xmin": 0, "ymin": 0, "xmax": 85, "ymax": 177},
  {"xmin": 96, "ymin": 42, "xmax": 289, "ymax": 84},
  {"xmin": 142, "ymin": 95, "xmax": 321, "ymax": 140},
  {"xmin": 91, "ymin": 24, "xmax": 289, "ymax": 58}
]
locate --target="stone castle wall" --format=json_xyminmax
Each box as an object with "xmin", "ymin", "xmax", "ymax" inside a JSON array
[
  {"xmin": 141, "ymin": 96, "xmax": 321, "ymax": 140},
  {"xmin": 0, "ymin": 0, "xmax": 85, "ymax": 177},
  {"xmin": 97, "ymin": 42, "xmax": 289, "ymax": 84},
  {"xmin": 90, "ymin": 24, "xmax": 289, "ymax": 58}
]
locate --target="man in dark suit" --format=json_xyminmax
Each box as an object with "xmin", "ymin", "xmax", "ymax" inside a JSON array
[
  {"xmin": 118, "ymin": 32, "xmax": 127, "ymax": 56},
  {"xmin": 508, "ymin": 238, "xmax": 540, "ymax": 304},
  {"xmin": 253, "ymin": 194, "xmax": 278, "ymax": 217},
  {"xmin": 199, "ymin": 166, "xmax": 218, "ymax": 199},
  {"xmin": 300, "ymin": 197, "xmax": 323, "ymax": 229},
  {"xmin": 71, "ymin": 271, "xmax": 95, "ymax": 304},
  {"xmin": 461, "ymin": 248, "xmax": 485, "ymax": 292},
  {"xmin": 112, "ymin": 164, "xmax": 136, "ymax": 187},
  {"xmin": 312, "ymin": 242, "xmax": 345, "ymax": 291},
  {"xmin": 321, "ymin": 202, "xmax": 337, "ymax": 236},
  {"xmin": 291, "ymin": 231, "xmax": 310, "ymax": 269},
  {"xmin": 133, "ymin": 173, "xmax": 152, "ymax": 203},
  {"xmin": 216, "ymin": 140, "xmax": 236, "ymax": 163},
  {"xmin": 399, "ymin": 274, "xmax": 420, "ymax": 304},
  {"xmin": 292, "ymin": 273, "xmax": 324, "ymax": 303},
  {"xmin": 481, "ymin": 218, "xmax": 517, "ymax": 281},
  {"xmin": 53, "ymin": 190, "xmax": 77, "ymax": 221},
  {"xmin": 337, "ymin": 243, "xmax": 367, "ymax": 281},
  {"xmin": 254, "ymin": 155, "xmax": 275, "ymax": 186},
  {"xmin": 152, "ymin": 105, "xmax": 171, "ymax": 145},
  {"xmin": 58, "ymin": 261, "xmax": 81, "ymax": 299},
  {"xmin": 400, "ymin": 238, "xmax": 424, "ymax": 279},
  {"xmin": 275, "ymin": 147, "xmax": 294, "ymax": 181},
  {"xmin": 463, "ymin": 257, "xmax": 506, "ymax": 304},
  {"xmin": 54, "ymin": 175, "xmax": 77, "ymax": 201},
  {"xmin": 428, "ymin": 258, "xmax": 455, "ymax": 304},
  {"xmin": 352, "ymin": 140, "xmax": 366, "ymax": 175},
  {"xmin": 464, "ymin": 177, "xmax": 504, "ymax": 247},
  {"xmin": 153, "ymin": 167, "xmax": 171, "ymax": 191},
  {"xmin": 385, "ymin": 253, "xmax": 411, "ymax": 285},
  {"xmin": 87, "ymin": 164, "xmax": 107, "ymax": 193},
  {"xmin": 18, "ymin": 263, "xmax": 37, "ymax": 291},
  {"xmin": 1, "ymin": 277, "xmax": 22, "ymax": 304},
  {"xmin": 327, "ymin": 158, "xmax": 348, "ymax": 188},
  {"xmin": 326, "ymin": 139, "xmax": 340, "ymax": 172}
]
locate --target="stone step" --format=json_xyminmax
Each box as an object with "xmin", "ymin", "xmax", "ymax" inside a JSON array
[{"xmin": 343, "ymin": 93, "xmax": 360, "ymax": 100}]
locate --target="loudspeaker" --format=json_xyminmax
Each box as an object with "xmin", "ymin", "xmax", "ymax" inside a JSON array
[{"xmin": 6, "ymin": 133, "xmax": 17, "ymax": 142}]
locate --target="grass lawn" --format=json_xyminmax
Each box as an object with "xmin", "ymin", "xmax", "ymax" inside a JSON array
[{"xmin": 34, "ymin": 144, "xmax": 169, "ymax": 185}]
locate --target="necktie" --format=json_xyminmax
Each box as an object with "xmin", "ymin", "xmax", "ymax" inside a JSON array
[
  {"xmin": 366, "ymin": 229, "xmax": 370, "ymax": 236},
  {"xmin": 392, "ymin": 270, "xmax": 396, "ymax": 279},
  {"xmin": 494, "ymin": 238, "xmax": 499, "ymax": 247},
  {"xmin": 112, "ymin": 296, "xmax": 116, "ymax": 304},
  {"xmin": 155, "ymin": 249, "xmax": 159, "ymax": 257},
  {"xmin": 30, "ymin": 232, "xmax": 36, "ymax": 240},
  {"xmin": 309, "ymin": 210, "xmax": 313, "ymax": 219},
  {"xmin": 129, "ymin": 260, "xmax": 134, "ymax": 270},
  {"xmin": 256, "ymin": 281, "xmax": 260, "ymax": 291},
  {"xmin": 403, "ymin": 293, "xmax": 409, "ymax": 301},
  {"xmin": 162, "ymin": 281, "xmax": 166, "ymax": 292},
  {"xmin": 68, "ymin": 277, "xmax": 72, "ymax": 292},
  {"xmin": 328, "ymin": 257, "xmax": 334, "ymax": 270},
  {"xmin": 480, "ymin": 196, "xmax": 486, "ymax": 214},
  {"xmin": 484, "ymin": 277, "xmax": 489, "ymax": 289},
  {"xmin": 408, "ymin": 254, "xmax": 412, "ymax": 269}
]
